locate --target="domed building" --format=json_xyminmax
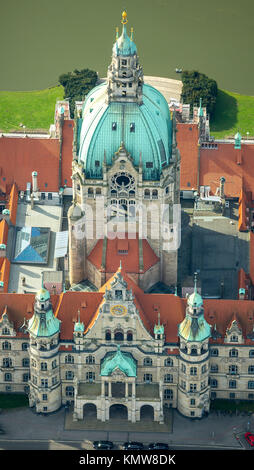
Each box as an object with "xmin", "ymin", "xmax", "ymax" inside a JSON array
[{"xmin": 69, "ymin": 11, "xmax": 180, "ymax": 291}]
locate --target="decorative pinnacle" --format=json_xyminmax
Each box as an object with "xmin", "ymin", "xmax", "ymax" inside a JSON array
[
  {"xmin": 116, "ymin": 27, "xmax": 119, "ymax": 39},
  {"xmin": 121, "ymin": 10, "xmax": 128, "ymax": 24},
  {"xmin": 194, "ymin": 272, "xmax": 198, "ymax": 292},
  {"xmin": 130, "ymin": 27, "xmax": 134, "ymax": 40}
]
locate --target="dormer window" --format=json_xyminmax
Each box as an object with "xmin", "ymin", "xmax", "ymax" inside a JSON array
[
  {"xmin": 122, "ymin": 59, "xmax": 127, "ymax": 66},
  {"xmin": 2, "ymin": 327, "xmax": 10, "ymax": 335},
  {"xmin": 115, "ymin": 289, "xmax": 122, "ymax": 300},
  {"xmin": 230, "ymin": 335, "xmax": 238, "ymax": 342},
  {"xmin": 112, "ymin": 122, "xmax": 117, "ymax": 131},
  {"xmin": 130, "ymin": 123, "xmax": 135, "ymax": 133}
]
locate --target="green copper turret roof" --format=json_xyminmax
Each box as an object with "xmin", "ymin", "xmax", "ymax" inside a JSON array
[
  {"xmin": 27, "ymin": 308, "xmax": 61, "ymax": 337},
  {"xmin": 100, "ymin": 346, "xmax": 137, "ymax": 377}
]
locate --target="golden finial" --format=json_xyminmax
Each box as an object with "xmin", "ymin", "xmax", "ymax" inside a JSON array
[
  {"xmin": 116, "ymin": 27, "xmax": 119, "ymax": 39},
  {"xmin": 121, "ymin": 10, "xmax": 128, "ymax": 24},
  {"xmin": 130, "ymin": 27, "xmax": 134, "ymax": 41}
]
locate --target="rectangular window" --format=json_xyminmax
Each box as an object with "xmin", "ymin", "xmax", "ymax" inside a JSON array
[
  {"xmin": 42, "ymin": 394, "xmax": 47, "ymax": 401},
  {"xmin": 95, "ymin": 160, "xmax": 100, "ymax": 167},
  {"xmin": 146, "ymin": 162, "xmax": 153, "ymax": 168}
]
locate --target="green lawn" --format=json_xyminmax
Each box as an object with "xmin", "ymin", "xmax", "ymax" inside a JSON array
[
  {"xmin": 0, "ymin": 85, "xmax": 64, "ymax": 132},
  {"xmin": 210, "ymin": 89, "xmax": 254, "ymax": 139},
  {"xmin": 0, "ymin": 393, "xmax": 29, "ymax": 409}
]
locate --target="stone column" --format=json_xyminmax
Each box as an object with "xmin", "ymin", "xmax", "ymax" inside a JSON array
[
  {"xmin": 125, "ymin": 381, "xmax": 128, "ymax": 398},
  {"xmin": 108, "ymin": 381, "xmax": 112, "ymax": 398},
  {"xmin": 101, "ymin": 380, "xmax": 105, "ymax": 397}
]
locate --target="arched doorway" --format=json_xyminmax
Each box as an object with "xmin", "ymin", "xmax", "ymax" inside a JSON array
[
  {"xmin": 109, "ymin": 404, "xmax": 128, "ymax": 420},
  {"xmin": 83, "ymin": 403, "xmax": 97, "ymax": 420},
  {"xmin": 140, "ymin": 405, "xmax": 154, "ymax": 421}
]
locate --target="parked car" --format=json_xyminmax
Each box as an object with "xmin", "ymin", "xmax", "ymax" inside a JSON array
[
  {"xmin": 148, "ymin": 442, "xmax": 169, "ymax": 450},
  {"xmin": 245, "ymin": 432, "xmax": 254, "ymax": 446},
  {"xmin": 93, "ymin": 440, "xmax": 114, "ymax": 450},
  {"xmin": 123, "ymin": 441, "xmax": 144, "ymax": 450}
]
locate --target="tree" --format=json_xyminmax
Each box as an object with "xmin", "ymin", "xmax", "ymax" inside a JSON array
[
  {"xmin": 181, "ymin": 70, "xmax": 218, "ymax": 117},
  {"xmin": 59, "ymin": 68, "xmax": 98, "ymax": 118}
]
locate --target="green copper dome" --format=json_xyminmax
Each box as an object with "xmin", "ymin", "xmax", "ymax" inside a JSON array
[
  {"xmin": 78, "ymin": 82, "xmax": 172, "ymax": 179},
  {"xmin": 100, "ymin": 346, "xmax": 137, "ymax": 377}
]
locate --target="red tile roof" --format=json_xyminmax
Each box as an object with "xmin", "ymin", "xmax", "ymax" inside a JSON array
[
  {"xmin": 87, "ymin": 234, "xmax": 159, "ymax": 274},
  {"xmin": 0, "ymin": 219, "xmax": 8, "ymax": 245},
  {"xmin": 7, "ymin": 183, "xmax": 18, "ymax": 225},
  {"xmin": 0, "ymin": 258, "xmax": 10, "ymax": 292},
  {"xmin": 0, "ymin": 137, "xmax": 60, "ymax": 192},
  {"xmin": 177, "ymin": 123, "xmax": 199, "ymax": 191},
  {"xmin": 0, "ymin": 273, "xmax": 254, "ymax": 345}
]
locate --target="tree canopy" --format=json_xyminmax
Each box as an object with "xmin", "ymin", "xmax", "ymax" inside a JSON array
[
  {"xmin": 181, "ymin": 70, "xmax": 218, "ymax": 117},
  {"xmin": 58, "ymin": 68, "xmax": 98, "ymax": 118}
]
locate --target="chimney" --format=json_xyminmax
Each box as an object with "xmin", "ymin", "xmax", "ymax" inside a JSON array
[
  {"xmin": 219, "ymin": 176, "xmax": 226, "ymax": 199},
  {"xmin": 32, "ymin": 171, "xmax": 38, "ymax": 194}
]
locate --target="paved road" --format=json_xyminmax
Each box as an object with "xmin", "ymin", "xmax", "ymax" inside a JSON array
[{"xmin": 0, "ymin": 406, "xmax": 252, "ymax": 451}]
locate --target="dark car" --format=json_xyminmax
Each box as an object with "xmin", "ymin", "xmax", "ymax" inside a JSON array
[
  {"xmin": 93, "ymin": 440, "xmax": 114, "ymax": 450},
  {"xmin": 148, "ymin": 442, "xmax": 169, "ymax": 450},
  {"xmin": 245, "ymin": 432, "xmax": 254, "ymax": 446},
  {"xmin": 123, "ymin": 441, "xmax": 144, "ymax": 450}
]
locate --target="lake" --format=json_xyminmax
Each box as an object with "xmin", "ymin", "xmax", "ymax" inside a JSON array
[{"xmin": 0, "ymin": 0, "xmax": 254, "ymax": 94}]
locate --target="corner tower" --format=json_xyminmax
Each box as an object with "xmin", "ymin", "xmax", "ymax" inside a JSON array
[{"xmin": 177, "ymin": 275, "xmax": 211, "ymax": 418}]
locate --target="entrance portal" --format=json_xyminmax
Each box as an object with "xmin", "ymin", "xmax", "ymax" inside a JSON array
[
  {"xmin": 140, "ymin": 405, "xmax": 154, "ymax": 421},
  {"xmin": 109, "ymin": 404, "xmax": 128, "ymax": 420},
  {"xmin": 83, "ymin": 403, "xmax": 97, "ymax": 420}
]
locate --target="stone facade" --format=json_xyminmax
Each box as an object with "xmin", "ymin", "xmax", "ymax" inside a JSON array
[{"xmin": 1, "ymin": 271, "xmax": 254, "ymax": 421}]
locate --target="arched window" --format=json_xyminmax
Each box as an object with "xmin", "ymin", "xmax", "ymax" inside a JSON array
[
  {"xmin": 41, "ymin": 362, "xmax": 47, "ymax": 371},
  {"xmin": 22, "ymin": 358, "xmax": 29, "ymax": 367},
  {"xmin": 210, "ymin": 348, "xmax": 218, "ymax": 357},
  {"xmin": 114, "ymin": 330, "xmax": 124, "ymax": 341},
  {"xmin": 164, "ymin": 358, "xmax": 173, "ymax": 367},
  {"xmin": 2, "ymin": 341, "xmax": 11, "ymax": 350},
  {"xmin": 248, "ymin": 381, "xmax": 254, "ymax": 389},
  {"xmin": 229, "ymin": 365, "xmax": 238, "ymax": 375},
  {"xmin": 144, "ymin": 189, "xmax": 150, "ymax": 199},
  {"xmin": 4, "ymin": 373, "xmax": 12, "ymax": 382},
  {"xmin": 248, "ymin": 365, "xmax": 254, "ymax": 374},
  {"xmin": 164, "ymin": 374, "xmax": 173, "ymax": 383},
  {"xmin": 152, "ymin": 189, "xmax": 158, "ymax": 199},
  {"xmin": 88, "ymin": 188, "xmax": 94, "ymax": 198},
  {"xmin": 190, "ymin": 367, "xmax": 197, "ymax": 376},
  {"xmin": 127, "ymin": 331, "xmax": 133, "ymax": 342},
  {"xmin": 86, "ymin": 355, "xmax": 95, "ymax": 365},
  {"xmin": 65, "ymin": 355, "xmax": 74, "ymax": 364},
  {"xmin": 65, "ymin": 371, "xmax": 74, "ymax": 380},
  {"xmin": 105, "ymin": 330, "xmax": 111, "ymax": 341},
  {"xmin": 164, "ymin": 389, "xmax": 173, "ymax": 400},
  {"xmin": 143, "ymin": 357, "xmax": 152, "ymax": 366},
  {"xmin": 191, "ymin": 347, "xmax": 197, "ymax": 356},
  {"xmin": 2, "ymin": 327, "xmax": 10, "ymax": 335},
  {"xmin": 210, "ymin": 364, "xmax": 218, "ymax": 373},
  {"xmin": 249, "ymin": 350, "xmax": 254, "ymax": 358},
  {"xmin": 66, "ymin": 386, "xmax": 74, "ymax": 397},
  {"xmin": 22, "ymin": 343, "xmax": 29, "ymax": 351},
  {"xmin": 3, "ymin": 358, "xmax": 12, "ymax": 368},
  {"xmin": 86, "ymin": 372, "xmax": 95, "ymax": 382},
  {"xmin": 229, "ymin": 348, "xmax": 238, "ymax": 358},
  {"xmin": 96, "ymin": 188, "xmax": 101, "ymax": 196}
]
